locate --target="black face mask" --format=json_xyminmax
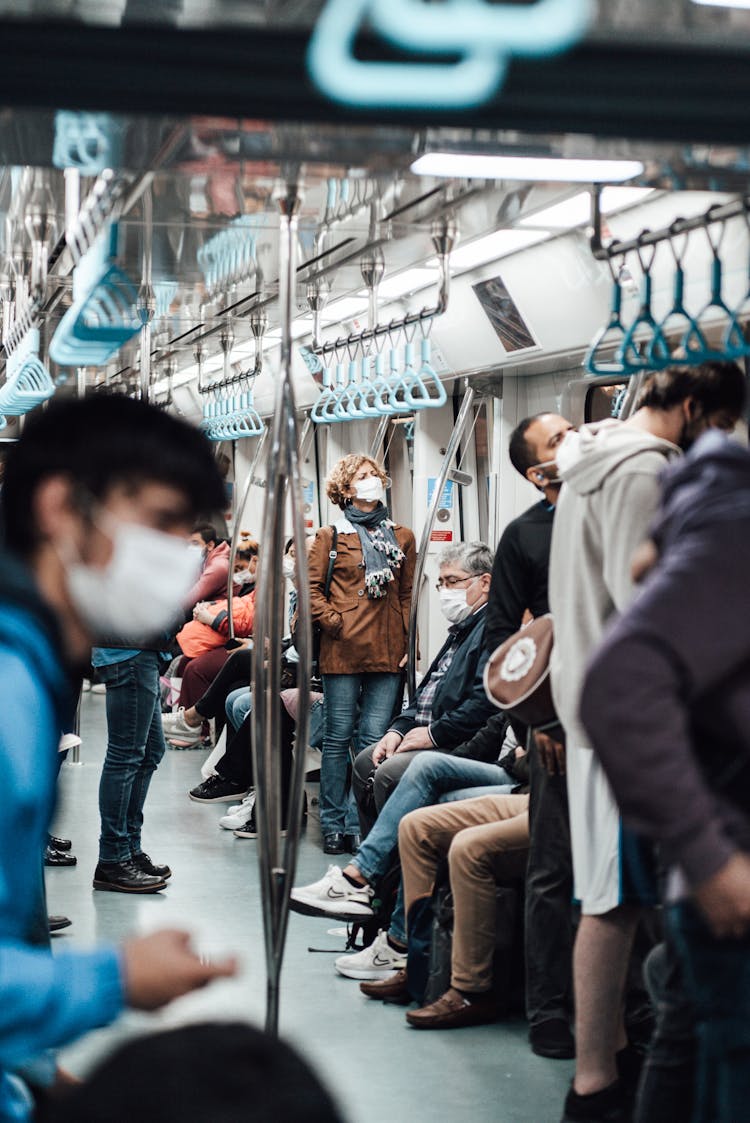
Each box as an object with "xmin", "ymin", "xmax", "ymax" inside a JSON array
[{"xmin": 677, "ymin": 413, "xmax": 706, "ymax": 452}]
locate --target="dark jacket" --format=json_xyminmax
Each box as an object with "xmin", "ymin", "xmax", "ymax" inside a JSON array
[
  {"xmin": 310, "ymin": 516, "xmax": 416, "ymax": 675},
  {"xmin": 581, "ymin": 432, "xmax": 750, "ymax": 890},
  {"xmin": 391, "ymin": 607, "xmax": 495, "ymax": 750},
  {"xmin": 485, "ymin": 500, "xmax": 554, "ymax": 655}
]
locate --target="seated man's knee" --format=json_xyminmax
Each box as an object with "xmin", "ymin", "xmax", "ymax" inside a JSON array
[{"xmin": 353, "ymin": 743, "xmax": 377, "ymax": 785}]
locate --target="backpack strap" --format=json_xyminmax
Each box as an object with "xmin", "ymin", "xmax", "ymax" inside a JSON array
[{"xmin": 323, "ymin": 525, "xmax": 338, "ymax": 600}]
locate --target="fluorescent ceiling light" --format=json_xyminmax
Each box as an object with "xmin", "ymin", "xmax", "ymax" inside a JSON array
[
  {"xmin": 519, "ymin": 187, "xmax": 655, "ymax": 230},
  {"xmin": 449, "ymin": 228, "xmax": 548, "ymax": 271},
  {"xmin": 321, "ymin": 297, "xmax": 368, "ymax": 323},
  {"xmin": 365, "ymin": 268, "xmax": 439, "ymax": 302},
  {"xmin": 691, "ymin": 0, "xmax": 750, "ymax": 7},
  {"xmin": 411, "ymin": 153, "xmax": 645, "ymax": 184}
]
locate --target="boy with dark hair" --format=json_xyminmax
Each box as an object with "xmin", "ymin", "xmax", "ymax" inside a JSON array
[{"xmin": 0, "ymin": 395, "xmax": 236, "ymax": 1122}]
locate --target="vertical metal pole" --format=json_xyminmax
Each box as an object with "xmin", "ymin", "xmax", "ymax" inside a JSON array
[
  {"xmin": 137, "ymin": 185, "xmax": 155, "ymax": 402},
  {"xmin": 251, "ymin": 177, "xmax": 312, "ymax": 1037},
  {"xmin": 407, "ymin": 381, "xmax": 475, "ymax": 701},
  {"xmin": 225, "ymin": 428, "xmax": 268, "ymax": 640}
]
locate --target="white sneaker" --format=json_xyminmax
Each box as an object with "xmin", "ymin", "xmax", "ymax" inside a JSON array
[
  {"xmin": 163, "ymin": 708, "xmax": 203, "ymax": 744},
  {"xmin": 81, "ymin": 679, "xmax": 92, "ymax": 693},
  {"xmin": 219, "ymin": 791, "xmax": 257, "ymax": 830},
  {"xmin": 290, "ymin": 866, "xmax": 374, "ymax": 918},
  {"xmin": 335, "ymin": 929, "xmax": 407, "ymax": 980},
  {"xmin": 58, "ymin": 733, "xmax": 82, "ymax": 753},
  {"xmin": 90, "ymin": 683, "xmax": 106, "ymax": 695}
]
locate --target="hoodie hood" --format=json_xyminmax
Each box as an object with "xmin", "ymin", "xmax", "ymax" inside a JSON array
[{"xmin": 556, "ymin": 419, "xmax": 680, "ymax": 497}]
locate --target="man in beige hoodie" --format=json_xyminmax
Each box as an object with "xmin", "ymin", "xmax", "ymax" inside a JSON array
[{"xmin": 548, "ymin": 361, "xmax": 745, "ymax": 1123}]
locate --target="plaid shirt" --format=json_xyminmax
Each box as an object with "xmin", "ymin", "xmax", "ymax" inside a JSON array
[{"xmin": 413, "ymin": 628, "xmax": 462, "ymax": 729}]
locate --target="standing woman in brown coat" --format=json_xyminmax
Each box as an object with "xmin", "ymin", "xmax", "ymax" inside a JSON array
[{"xmin": 309, "ymin": 454, "xmax": 416, "ymax": 856}]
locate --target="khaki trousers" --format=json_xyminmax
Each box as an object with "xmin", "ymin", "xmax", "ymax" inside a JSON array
[{"xmin": 398, "ymin": 793, "xmax": 530, "ymax": 993}]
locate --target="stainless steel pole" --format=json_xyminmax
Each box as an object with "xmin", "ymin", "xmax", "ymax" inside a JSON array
[
  {"xmin": 225, "ymin": 428, "xmax": 268, "ymax": 641},
  {"xmin": 407, "ymin": 381, "xmax": 475, "ymax": 701},
  {"xmin": 251, "ymin": 177, "xmax": 312, "ymax": 1037}
]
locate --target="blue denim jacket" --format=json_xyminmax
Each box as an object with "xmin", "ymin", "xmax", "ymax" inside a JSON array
[{"xmin": 0, "ymin": 555, "xmax": 124, "ymax": 1122}]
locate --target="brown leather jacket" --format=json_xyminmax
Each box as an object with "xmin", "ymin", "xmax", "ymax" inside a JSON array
[{"xmin": 309, "ymin": 516, "xmax": 416, "ymax": 675}]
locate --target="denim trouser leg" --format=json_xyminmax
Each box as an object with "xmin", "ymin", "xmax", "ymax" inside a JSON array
[
  {"xmin": 668, "ymin": 902, "xmax": 750, "ymax": 1123},
  {"xmin": 320, "ymin": 673, "xmax": 401, "ymax": 835},
  {"xmin": 125, "ymin": 684, "xmax": 166, "ymax": 856},
  {"xmin": 225, "ymin": 687, "xmax": 251, "ymax": 732},
  {"xmin": 98, "ymin": 652, "xmax": 164, "ymax": 863}
]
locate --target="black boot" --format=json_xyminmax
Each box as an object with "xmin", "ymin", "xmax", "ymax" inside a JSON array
[{"xmin": 93, "ymin": 860, "xmax": 167, "ymax": 893}]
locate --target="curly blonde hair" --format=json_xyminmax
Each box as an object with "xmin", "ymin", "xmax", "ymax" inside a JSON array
[{"xmin": 326, "ymin": 455, "xmax": 387, "ymax": 510}]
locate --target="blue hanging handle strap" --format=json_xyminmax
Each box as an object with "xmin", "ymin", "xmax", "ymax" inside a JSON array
[
  {"xmin": 387, "ymin": 342, "xmax": 414, "ymax": 414},
  {"xmin": 585, "ymin": 258, "xmax": 629, "ymax": 376},
  {"xmin": 370, "ymin": 350, "xmax": 397, "ymax": 416},
  {"xmin": 684, "ymin": 219, "xmax": 747, "ymax": 362},
  {"xmin": 722, "ymin": 210, "xmax": 750, "ymax": 361},
  {"xmin": 401, "ymin": 336, "xmax": 431, "ymax": 408},
  {"xmin": 648, "ymin": 223, "xmax": 704, "ymax": 367},
  {"xmin": 355, "ymin": 353, "xmax": 383, "ymax": 417},
  {"xmin": 307, "ymin": 0, "xmax": 503, "ymax": 110},
  {"xmin": 620, "ymin": 239, "xmax": 670, "ymax": 375},
  {"xmin": 408, "ymin": 329, "xmax": 447, "ymax": 409},
  {"xmin": 312, "ymin": 360, "xmax": 335, "ymax": 423}
]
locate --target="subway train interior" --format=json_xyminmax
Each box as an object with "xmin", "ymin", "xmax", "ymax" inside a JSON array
[{"xmin": 2, "ymin": 2, "xmax": 750, "ymax": 1122}]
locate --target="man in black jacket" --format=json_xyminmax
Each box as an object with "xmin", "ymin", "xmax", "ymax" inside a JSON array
[{"xmin": 485, "ymin": 411, "xmax": 576, "ymax": 1060}]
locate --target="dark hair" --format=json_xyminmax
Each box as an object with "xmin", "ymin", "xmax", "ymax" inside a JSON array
[
  {"xmin": 636, "ymin": 361, "xmax": 746, "ymax": 417},
  {"xmin": 191, "ymin": 523, "xmax": 218, "ymax": 546},
  {"xmin": 508, "ymin": 414, "xmax": 550, "ymax": 478},
  {"xmin": 235, "ymin": 545, "xmax": 257, "ymax": 563},
  {"xmin": 2, "ymin": 395, "xmax": 226, "ymax": 556},
  {"xmin": 44, "ymin": 1022, "xmax": 345, "ymax": 1123}
]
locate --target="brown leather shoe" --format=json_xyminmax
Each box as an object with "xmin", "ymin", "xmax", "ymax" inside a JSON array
[
  {"xmin": 406, "ymin": 987, "xmax": 497, "ymax": 1030},
  {"xmin": 360, "ymin": 968, "xmax": 410, "ymax": 1003}
]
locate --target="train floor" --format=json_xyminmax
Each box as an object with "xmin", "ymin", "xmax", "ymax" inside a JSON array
[{"xmin": 49, "ymin": 691, "xmax": 574, "ymax": 1123}]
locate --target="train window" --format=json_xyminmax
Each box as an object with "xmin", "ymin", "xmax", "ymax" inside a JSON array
[{"xmin": 585, "ymin": 382, "xmax": 629, "ymax": 423}]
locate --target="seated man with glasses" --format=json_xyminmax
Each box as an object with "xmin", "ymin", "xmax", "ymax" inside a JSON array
[{"xmin": 290, "ymin": 543, "xmax": 518, "ymax": 947}]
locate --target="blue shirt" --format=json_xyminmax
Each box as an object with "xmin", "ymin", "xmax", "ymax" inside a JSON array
[{"xmin": 0, "ymin": 567, "xmax": 124, "ymax": 1122}]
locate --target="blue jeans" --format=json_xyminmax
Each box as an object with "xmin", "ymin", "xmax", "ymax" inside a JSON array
[
  {"xmin": 320, "ymin": 673, "xmax": 402, "ymax": 835},
  {"xmin": 669, "ymin": 901, "xmax": 750, "ymax": 1123},
  {"xmin": 353, "ymin": 750, "xmax": 514, "ymax": 944},
  {"xmin": 97, "ymin": 651, "xmax": 166, "ymax": 863},
  {"xmin": 225, "ymin": 686, "xmax": 251, "ymax": 732}
]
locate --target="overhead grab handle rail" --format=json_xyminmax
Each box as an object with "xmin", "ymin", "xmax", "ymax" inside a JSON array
[{"xmin": 586, "ymin": 191, "xmax": 750, "ymax": 376}]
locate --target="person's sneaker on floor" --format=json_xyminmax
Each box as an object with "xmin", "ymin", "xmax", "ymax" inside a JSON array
[
  {"xmin": 335, "ymin": 929, "xmax": 407, "ymax": 980},
  {"xmin": 189, "ymin": 775, "xmax": 248, "ymax": 803},
  {"xmin": 219, "ymin": 791, "xmax": 256, "ymax": 830},
  {"xmin": 560, "ymin": 1080, "xmax": 631, "ymax": 1123},
  {"xmin": 81, "ymin": 679, "xmax": 92, "ymax": 692},
  {"xmin": 162, "ymin": 706, "xmax": 200, "ymax": 734},
  {"xmin": 290, "ymin": 866, "xmax": 374, "ymax": 918},
  {"xmin": 90, "ymin": 682, "xmax": 106, "ymax": 695},
  {"xmin": 233, "ymin": 807, "xmax": 288, "ymax": 839}
]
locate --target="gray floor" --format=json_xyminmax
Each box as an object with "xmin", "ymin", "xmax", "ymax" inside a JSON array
[{"xmin": 49, "ymin": 692, "xmax": 573, "ymax": 1122}]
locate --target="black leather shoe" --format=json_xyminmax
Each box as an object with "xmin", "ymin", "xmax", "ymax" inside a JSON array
[
  {"xmin": 530, "ymin": 1018, "xmax": 576, "ymax": 1060},
  {"xmin": 344, "ymin": 833, "xmax": 361, "ymax": 854},
  {"xmin": 48, "ymin": 835, "xmax": 72, "ymax": 851},
  {"xmin": 131, "ymin": 852, "xmax": 172, "ymax": 879},
  {"xmin": 323, "ymin": 831, "xmax": 345, "ymax": 855},
  {"xmin": 93, "ymin": 860, "xmax": 167, "ymax": 893},
  {"xmin": 45, "ymin": 844, "xmax": 77, "ymax": 867},
  {"xmin": 48, "ymin": 915, "xmax": 72, "ymax": 933}
]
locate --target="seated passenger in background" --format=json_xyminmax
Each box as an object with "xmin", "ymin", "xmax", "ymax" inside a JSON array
[
  {"xmin": 184, "ymin": 522, "xmax": 231, "ymax": 610},
  {"xmin": 359, "ymin": 791, "xmax": 530, "ymax": 1030},
  {"xmin": 42, "ymin": 1022, "xmax": 344, "ymax": 1123},
  {"xmin": 350, "ymin": 541, "xmax": 498, "ymax": 833}
]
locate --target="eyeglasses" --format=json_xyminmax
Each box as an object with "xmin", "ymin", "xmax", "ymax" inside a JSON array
[{"xmin": 435, "ymin": 574, "xmax": 474, "ymax": 591}]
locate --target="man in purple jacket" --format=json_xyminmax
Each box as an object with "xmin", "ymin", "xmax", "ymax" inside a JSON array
[{"xmin": 581, "ymin": 430, "xmax": 750, "ymax": 1123}]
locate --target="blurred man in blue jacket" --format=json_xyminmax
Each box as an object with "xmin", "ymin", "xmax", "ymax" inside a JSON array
[{"xmin": 0, "ymin": 395, "xmax": 236, "ymax": 1122}]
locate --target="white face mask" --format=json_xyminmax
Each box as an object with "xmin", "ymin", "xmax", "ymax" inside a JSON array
[
  {"xmin": 439, "ymin": 587, "xmax": 472, "ymax": 625},
  {"xmin": 354, "ymin": 477, "xmax": 385, "ymax": 504},
  {"xmin": 281, "ymin": 556, "xmax": 296, "ymax": 580},
  {"xmin": 187, "ymin": 542, "xmax": 206, "ymax": 562},
  {"xmin": 233, "ymin": 567, "xmax": 256, "ymax": 587},
  {"xmin": 66, "ymin": 517, "xmax": 202, "ymax": 641}
]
